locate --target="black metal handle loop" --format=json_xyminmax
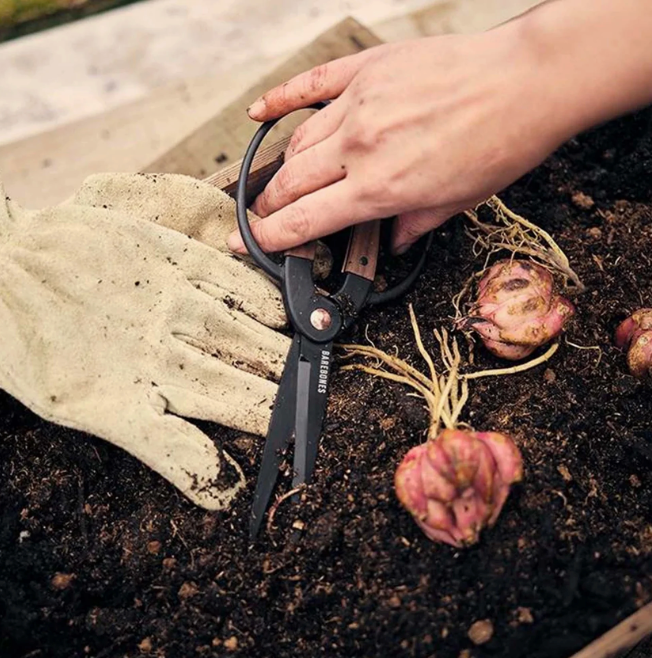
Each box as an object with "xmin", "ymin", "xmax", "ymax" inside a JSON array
[
  {"xmin": 236, "ymin": 102, "xmax": 329, "ymax": 282},
  {"xmin": 368, "ymin": 231, "xmax": 434, "ymax": 305},
  {"xmin": 235, "ymin": 101, "xmax": 432, "ymax": 300}
]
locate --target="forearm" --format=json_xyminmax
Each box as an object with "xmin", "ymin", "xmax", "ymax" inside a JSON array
[{"xmin": 517, "ymin": 0, "xmax": 652, "ymax": 140}]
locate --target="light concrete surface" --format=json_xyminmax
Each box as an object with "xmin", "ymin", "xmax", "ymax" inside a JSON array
[
  {"xmin": 0, "ymin": 0, "xmax": 438, "ymax": 146},
  {"xmin": 0, "ymin": 0, "xmax": 541, "ymax": 147}
]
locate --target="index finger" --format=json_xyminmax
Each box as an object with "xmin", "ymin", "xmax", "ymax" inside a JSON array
[
  {"xmin": 247, "ymin": 48, "xmax": 378, "ymax": 121},
  {"xmin": 229, "ymin": 180, "xmax": 375, "ymax": 254}
]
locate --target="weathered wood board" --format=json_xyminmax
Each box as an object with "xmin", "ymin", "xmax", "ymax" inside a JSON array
[
  {"xmin": 143, "ymin": 18, "xmax": 382, "ymax": 178},
  {"xmin": 568, "ymin": 601, "xmax": 652, "ymax": 658}
]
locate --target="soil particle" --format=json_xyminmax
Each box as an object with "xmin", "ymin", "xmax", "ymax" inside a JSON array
[{"xmin": 468, "ymin": 619, "xmax": 494, "ymax": 645}]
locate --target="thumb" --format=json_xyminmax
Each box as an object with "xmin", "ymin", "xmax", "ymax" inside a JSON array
[
  {"xmin": 392, "ymin": 208, "xmax": 449, "ymax": 255},
  {"xmin": 110, "ymin": 404, "xmax": 246, "ymax": 511}
]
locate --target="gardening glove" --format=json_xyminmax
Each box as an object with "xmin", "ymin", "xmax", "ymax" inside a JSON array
[{"xmin": 0, "ymin": 174, "xmax": 290, "ymax": 510}]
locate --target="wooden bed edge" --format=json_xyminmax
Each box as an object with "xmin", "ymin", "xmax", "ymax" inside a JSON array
[
  {"xmin": 569, "ymin": 601, "xmax": 652, "ymax": 658},
  {"xmin": 202, "ymin": 135, "xmax": 289, "ymax": 199}
]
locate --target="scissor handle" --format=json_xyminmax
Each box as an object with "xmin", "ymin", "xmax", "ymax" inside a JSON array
[
  {"xmin": 236, "ymin": 103, "xmax": 433, "ymax": 299},
  {"xmin": 236, "ymin": 103, "xmax": 329, "ymax": 282},
  {"xmin": 368, "ymin": 231, "xmax": 434, "ymax": 305},
  {"xmin": 343, "ymin": 220, "xmax": 380, "ymax": 281}
]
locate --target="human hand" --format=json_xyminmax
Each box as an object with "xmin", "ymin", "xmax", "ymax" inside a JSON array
[{"xmin": 228, "ymin": 23, "xmax": 572, "ymax": 256}]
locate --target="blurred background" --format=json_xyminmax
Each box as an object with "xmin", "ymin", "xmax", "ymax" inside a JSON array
[{"xmin": 0, "ymin": 0, "xmax": 540, "ymax": 206}]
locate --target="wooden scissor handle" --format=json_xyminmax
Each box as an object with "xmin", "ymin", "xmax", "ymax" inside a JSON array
[{"xmin": 342, "ymin": 220, "xmax": 381, "ymax": 281}]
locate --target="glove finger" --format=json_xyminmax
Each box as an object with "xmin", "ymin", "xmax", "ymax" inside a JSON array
[
  {"xmin": 65, "ymin": 173, "xmax": 242, "ymax": 251},
  {"xmin": 104, "ymin": 402, "xmax": 247, "ymax": 511},
  {"xmin": 66, "ymin": 173, "xmax": 287, "ymax": 328},
  {"xmin": 160, "ymin": 345, "xmax": 283, "ymax": 436},
  {"xmin": 170, "ymin": 285, "xmax": 290, "ymax": 381},
  {"xmin": 157, "ymin": 382, "xmax": 274, "ymax": 437},
  {"xmin": 177, "ymin": 243, "xmax": 287, "ymax": 330}
]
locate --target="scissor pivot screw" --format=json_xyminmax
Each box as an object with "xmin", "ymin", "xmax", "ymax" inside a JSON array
[{"xmin": 310, "ymin": 308, "xmax": 332, "ymax": 331}]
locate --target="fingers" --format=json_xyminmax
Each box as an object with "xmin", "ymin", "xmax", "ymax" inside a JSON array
[
  {"xmin": 247, "ymin": 49, "xmax": 376, "ymax": 121},
  {"xmin": 284, "ymin": 101, "xmax": 346, "ymax": 159},
  {"xmin": 252, "ymin": 137, "xmax": 346, "ymax": 218},
  {"xmin": 392, "ymin": 207, "xmax": 450, "ymax": 255},
  {"xmin": 170, "ymin": 287, "xmax": 291, "ymax": 381},
  {"xmin": 128, "ymin": 409, "xmax": 247, "ymax": 511},
  {"xmin": 175, "ymin": 241, "xmax": 287, "ymax": 329},
  {"xmin": 228, "ymin": 179, "xmax": 373, "ymax": 254},
  {"xmin": 158, "ymin": 346, "xmax": 281, "ymax": 435}
]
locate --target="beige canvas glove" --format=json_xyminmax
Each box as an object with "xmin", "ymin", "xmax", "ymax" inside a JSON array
[{"xmin": 0, "ymin": 173, "xmax": 290, "ymax": 510}]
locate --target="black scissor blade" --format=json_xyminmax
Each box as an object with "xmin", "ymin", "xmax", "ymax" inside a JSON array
[
  {"xmin": 249, "ymin": 334, "xmax": 300, "ymax": 540},
  {"xmin": 292, "ymin": 338, "xmax": 333, "ymax": 489}
]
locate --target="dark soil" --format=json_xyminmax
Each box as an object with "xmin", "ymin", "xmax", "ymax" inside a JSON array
[{"xmin": 3, "ymin": 110, "xmax": 652, "ymax": 658}]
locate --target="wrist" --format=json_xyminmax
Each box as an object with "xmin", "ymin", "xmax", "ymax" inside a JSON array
[{"xmin": 514, "ymin": 0, "xmax": 652, "ymax": 140}]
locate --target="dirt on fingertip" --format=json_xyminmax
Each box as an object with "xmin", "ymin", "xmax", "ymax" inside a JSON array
[{"xmin": 2, "ymin": 109, "xmax": 652, "ymax": 658}]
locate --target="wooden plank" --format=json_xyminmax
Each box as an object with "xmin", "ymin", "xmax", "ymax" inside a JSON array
[
  {"xmin": 569, "ymin": 602, "xmax": 652, "ymax": 658},
  {"xmin": 203, "ymin": 135, "xmax": 290, "ymax": 202},
  {"xmin": 0, "ymin": 62, "xmax": 280, "ymax": 208},
  {"xmin": 143, "ymin": 17, "xmax": 383, "ymax": 178}
]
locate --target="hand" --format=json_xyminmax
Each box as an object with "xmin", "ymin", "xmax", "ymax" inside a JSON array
[
  {"xmin": 0, "ymin": 174, "xmax": 290, "ymax": 510},
  {"xmin": 228, "ymin": 23, "xmax": 571, "ymax": 255}
]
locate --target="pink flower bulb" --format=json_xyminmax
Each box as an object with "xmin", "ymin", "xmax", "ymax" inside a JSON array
[
  {"xmin": 394, "ymin": 428, "xmax": 523, "ymax": 547},
  {"xmin": 615, "ymin": 308, "xmax": 652, "ymax": 379},
  {"xmin": 463, "ymin": 260, "xmax": 574, "ymax": 360}
]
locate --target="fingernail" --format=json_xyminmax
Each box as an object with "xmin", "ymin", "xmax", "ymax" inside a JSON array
[
  {"xmin": 247, "ymin": 98, "xmax": 266, "ymax": 118},
  {"xmin": 227, "ymin": 231, "xmax": 245, "ymax": 254},
  {"xmin": 393, "ymin": 242, "xmax": 412, "ymax": 256}
]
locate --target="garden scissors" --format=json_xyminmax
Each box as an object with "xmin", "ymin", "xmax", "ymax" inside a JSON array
[{"xmin": 236, "ymin": 103, "xmax": 432, "ymax": 539}]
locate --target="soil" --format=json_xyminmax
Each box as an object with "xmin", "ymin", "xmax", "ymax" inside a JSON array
[{"xmin": 3, "ymin": 109, "xmax": 652, "ymax": 658}]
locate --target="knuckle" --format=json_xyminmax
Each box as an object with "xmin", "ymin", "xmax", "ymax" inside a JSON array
[
  {"xmin": 275, "ymin": 165, "xmax": 298, "ymax": 197},
  {"xmin": 398, "ymin": 218, "xmax": 425, "ymax": 240},
  {"xmin": 282, "ymin": 206, "xmax": 311, "ymax": 242},
  {"xmin": 254, "ymin": 190, "xmax": 272, "ymax": 217},
  {"xmin": 252, "ymin": 218, "xmax": 274, "ymax": 252},
  {"xmin": 357, "ymin": 175, "xmax": 400, "ymax": 212},
  {"xmin": 343, "ymin": 119, "xmax": 377, "ymax": 152},
  {"xmin": 288, "ymin": 124, "xmax": 306, "ymax": 155},
  {"xmin": 401, "ymin": 209, "xmax": 443, "ymax": 239},
  {"xmin": 307, "ymin": 64, "xmax": 329, "ymax": 93}
]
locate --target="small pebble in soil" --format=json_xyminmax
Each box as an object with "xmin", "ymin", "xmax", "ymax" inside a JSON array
[
  {"xmin": 587, "ymin": 227, "xmax": 603, "ymax": 239},
  {"xmin": 233, "ymin": 434, "xmax": 255, "ymax": 452},
  {"xmin": 468, "ymin": 619, "xmax": 494, "ymax": 645},
  {"xmin": 224, "ymin": 636, "xmax": 238, "ymax": 651},
  {"xmin": 51, "ymin": 573, "xmax": 75, "ymax": 590},
  {"xmin": 517, "ymin": 607, "xmax": 534, "ymax": 624},
  {"xmin": 138, "ymin": 637, "xmax": 153, "ymax": 653},
  {"xmin": 178, "ymin": 581, "xmax": 199, "ymax": 599},
  {"xmin": 571, "ymin": 191, "xmax": 595, "ymax": 210},
  {"xmin": 558, "ymin": 464, "xmax": 573, "ymax": 482},
  {"xmin": 147, "ymin": 540, "xmax": 161, "ymax": 554},
  {"xmin": 388, "ymin": 595, "xmax": 401, "ymax": 609},
  {"xmin": 544, "ymin": 368, "xmax": 556, "ymax": 384}
]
